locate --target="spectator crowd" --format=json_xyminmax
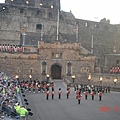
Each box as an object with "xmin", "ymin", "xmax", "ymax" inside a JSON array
[{"xmin": 0, "ymin": 71, "xmax": 28, "ymax": 120}]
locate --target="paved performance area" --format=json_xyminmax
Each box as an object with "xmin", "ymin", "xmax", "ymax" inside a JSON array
[{"xmin": 24, "ymin": 81, "xmax": 120, "ymax": 120}]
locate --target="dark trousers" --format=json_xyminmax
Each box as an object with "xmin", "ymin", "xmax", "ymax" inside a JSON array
[
  {"xmin": 46, "ymin": 95, "xmax": 49, "ymax": 100},
  {"xmin": 92, "ymin": 96, "xmax": 94, "ymax": 100},
  {"xmin": 85, "ymin": 95, "xmax": 87, "ymax": 100},
  {"xmin": 59, "ymin": 94, "xmax": 61, "ymax": 99},
  {"xmin": 99, "ymin": 96, "xmax": 102, "ymax": 101},
  {"xmin": 78, "ymin": 99, "xmax": 81, "ymax": 104},
  {"xmin": 67, "ymin": 94, "xmax": 69, "ymax": 99},
  {"xmin": 52, "ymin": 94, "xmax": 54, "ymax": 99}
]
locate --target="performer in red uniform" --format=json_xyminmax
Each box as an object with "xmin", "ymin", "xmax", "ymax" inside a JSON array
[
  {"xmin": 78, "ymin": 92, "xmax": 82, "ymax": 104},
  {"xmin": 98, "ymin": 91, "xmax": 102, "ymax": 101},
  {"xmin": 46, "ymin": 89, "xmax": 50, "ymax": 100},
  {"xmin": 58, "ymin": 88, "xmax": 62, "ymax": 99},
  {"xmin": 28, "ymin": 83, "xmax": 32, "ymax": 92},
  {"xmin": 67, "ymin": 85, "xmax": 70, "ymax": 94},
  {"xmin": 84, "ymin": 90, "xmax": 88, "ymax": 100},
  {"xmin": 91, "ymin": 91, "xmax": 95, "ymax": 100},
  {"xmin": 51, "ymin": 82, "xmax": 54, "ymax": 89},
  {"xmin": 51, "ymin": 88, "xmax": 55, "ymax": 100},
  {"xmin": 37, "ymin": 82, "xmax": 41, "ymax": 93},
  {"xmin": 66, "ymin": 88, "xmax": 70, "ymax": 99},
  {"xmin": 33, "ymin": 83, "xmax": 36, "ymax": 93},
  {"xmin": 75, "ymin": 88, "xmax": 79, "ymax": 99}
]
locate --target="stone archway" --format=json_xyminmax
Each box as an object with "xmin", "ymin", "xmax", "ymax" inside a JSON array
[{"xmin": 51, "ymin": 64, "xmax": 62, "ymax": 79}]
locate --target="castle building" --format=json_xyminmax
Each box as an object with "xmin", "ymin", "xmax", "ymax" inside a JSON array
[{"xmin": 0, "ymin": 0, "xmax": 120, "ymax": 82}]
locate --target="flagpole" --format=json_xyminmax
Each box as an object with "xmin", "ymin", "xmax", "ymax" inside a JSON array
[
  {"xmin": 76, "ymin": 23, "xmax": 78, "ymax": 42},
  {"xmin": 56, "ymin": 8, "xmax": 59, "ymax": 41},
  {"xmin": 41, "ymin": 23, "xmax": 43, "ymax": 41},
  {"xmin": 91, "ymin": 35, "xmax": 94, "ymax": 54}
]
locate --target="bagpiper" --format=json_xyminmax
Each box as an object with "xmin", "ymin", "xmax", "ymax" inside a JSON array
[
  {"xmin": 58, "ymin": 88, "xmax": 62, "ymax": 99},
  {"xmin": 37, "ymin": 82, "xmax": 41, "ymax": 93}
]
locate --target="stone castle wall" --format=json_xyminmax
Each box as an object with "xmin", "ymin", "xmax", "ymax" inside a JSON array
[
  {"xmin": 0, "ymin": 2, "xmax": 120, "ymax": 71},
  {"xmin": 0, "ymin": 41, "xmax": 95, "ymax": 81},
  {"xmin": 0, "ymin": 52, "xmax": 119, "ymax": 85},
  {"xmin": 0, "ymin": 3, "xmax": 76, "ymax": 44},
  {"xmin": 76, "ymin": 19, "xmax": 120, "ymax": 66}
]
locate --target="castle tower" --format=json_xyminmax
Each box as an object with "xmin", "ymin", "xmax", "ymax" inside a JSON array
[
  {"xmin": 5, "ymin": 0, "xmax": 35, "ymax": 6},
  {"xmin": 5, "ymin": 0, "xmax": 61, "ymax": 10}
]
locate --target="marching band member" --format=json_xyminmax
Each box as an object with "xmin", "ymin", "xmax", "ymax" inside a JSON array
[
  {"xmin": 84, "ymin": 90, "xmax": 88, "ymax": 100},
  {"xmin": 91, "ymin": 90, "xmax": 95, "ymax": 100},
  {"xmin": 66, "ymin": 88, "xmax": 70, "ymax": 99},
  {"xmin": 46, "ymin": 89, "xmax": 50, "ymax": 100},
  {"xmin": 75, "ymin": 88, "xmax": 79, "ymax": 99},
  {"xmin": 78, "ymin": 92, "xmax": 82, "ymax": 104},
  {"xmin": 58, "ymin": 88, "xmax": 62, "ymax": 99},
  {"xmin": 98, "ymin": 91, "xmax": 102, "ymax": 101},
  {"xmin": 33, "ymin": 83, "xmax": 36, "ymax": 93},
  {"xmin": 51, "ymin": 88, "xmax": 55, "ymax": 100}
]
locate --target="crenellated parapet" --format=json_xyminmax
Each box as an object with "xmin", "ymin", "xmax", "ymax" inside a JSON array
[{"xmin": 38, "ymin": 42, "xmax": 81, "ymax": 51}]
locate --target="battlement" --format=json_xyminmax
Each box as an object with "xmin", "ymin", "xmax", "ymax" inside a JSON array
[
  {"xmin": 5, "ymin": 0, "xmax": 61, "ymax": 10},
  {"xmin": 38, "ymin": 42, "xmax": 81, "ymax": 50}
]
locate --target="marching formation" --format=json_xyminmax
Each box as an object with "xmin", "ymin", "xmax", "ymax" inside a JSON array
[{"xmin": 19, "ymin": 80, "xmax": 111, "ymax": 105}]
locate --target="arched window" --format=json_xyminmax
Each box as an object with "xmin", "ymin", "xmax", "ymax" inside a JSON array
[
  {"xmin": 36, "ymin": 24, "xmax": 43, "ymax": 30},
  {"xmin": 20, "ymin": 8, "xmax": 24, "ymax": 13},
  {"xmin": 49, "ymin": 12, "xmax": 53, "ymax": 18}
]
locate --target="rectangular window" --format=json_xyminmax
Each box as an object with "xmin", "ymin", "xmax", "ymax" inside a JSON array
[
  {"xmin": 51, "ymin": 52, "xmax": 63, "ymax": 60},
  {"xmin": 36, "ymin": 24, "xmax": 42, "ymax": 30},
  {"xmin": 116, "ymin": 60, "xmax": 120, "ymax": 64}
]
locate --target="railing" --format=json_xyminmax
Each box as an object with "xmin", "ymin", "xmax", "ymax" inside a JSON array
[{"xmin": 19, "ymin": 88, "xmax": 33, "ymax": 119}]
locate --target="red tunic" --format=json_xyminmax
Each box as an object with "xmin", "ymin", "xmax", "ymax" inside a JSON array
[
  {"xmin": 78, "ymin": 94, "xmax": 82, "ymax": 100},
  {"xmin": 46, "ymin": 91, "xmax": 49, "ymax": 96},
  {"xmin": 58, "ymin": 90, "xmax": 62, "ymax": 95}
]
